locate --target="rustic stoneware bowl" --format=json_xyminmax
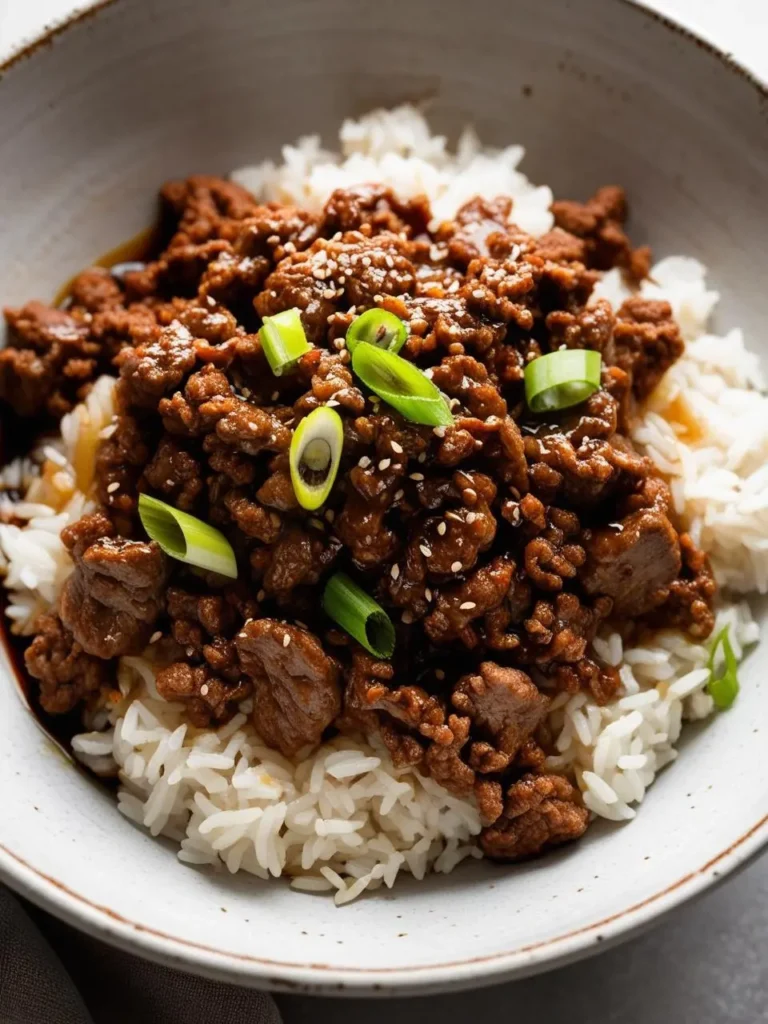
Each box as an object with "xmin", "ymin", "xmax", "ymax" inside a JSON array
[{"xmin": 0, "ymin": 0, "xmax": 766, "ymax": 996}]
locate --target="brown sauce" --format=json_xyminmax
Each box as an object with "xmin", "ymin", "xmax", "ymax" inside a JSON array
[{"xmin": 53, "ymin": 225, "xmax": 160, "ymax": 307}]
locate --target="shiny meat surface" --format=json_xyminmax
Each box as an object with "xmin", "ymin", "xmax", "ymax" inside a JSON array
[{"xmin": 6, "ymin": 176, "xmax": 716, "ymax": 863}]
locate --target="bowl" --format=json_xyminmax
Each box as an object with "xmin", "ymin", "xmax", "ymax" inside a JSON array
[{"xmin": 0, "ymin": 0, "xmax": 767, "ymax": 996}]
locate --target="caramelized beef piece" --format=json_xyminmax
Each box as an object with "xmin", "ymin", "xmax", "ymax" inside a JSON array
[
  {"xmin": 160, "ymin": 175, "xmax": 258, "ymax": 248},
  {"xmin": 452, "ymin": 663, "xmax": 549, "ymax": 773},
  {"xmin": 480, "ymin": 773, "xmax": 589, "ymax": 860},
  {"xmin": 614, "ymin": 297, "xmax": 684, "ymax": 398},
  {"xmin": 155, "ymin": 662, "xmax": 251, "ymax": 727},
  {"xmin": 143, "ymin": 435, "xmax": 204, "ymax": 511},
  {"xmin": 322, "ymin": 185, "xmax": 430, "ymax": 238},
  {"xmin": 581, "ymin": 508, "xmax": 682, "ymax": 616},
  {"xmin": 651, "ymin": 533, "xmax": 716, "ymax": 639},
  {"xmin": 59, "ymin": 512, "xmax": 168, "ymax": 658},
  {"xmin": 24, "ymin": 613, "xmax": 110, "ymax": 715},
  {"xmin": 235, "ymin": 619, "xmax": 341, "ymax": 756},
  {"xmin": 116, "ymin": 320, "xmax": 196, "ymax": 409},
  {"xmin": 551, "ymin": 185, "xmax": 650, "ymax": 280}
]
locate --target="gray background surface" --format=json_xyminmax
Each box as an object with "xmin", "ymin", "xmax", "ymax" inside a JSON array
[{"xmin": 1, "ymin": 1, "xmax": 767, "ymax": 1020}]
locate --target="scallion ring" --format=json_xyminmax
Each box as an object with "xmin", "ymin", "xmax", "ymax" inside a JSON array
[
  {"xmin": 346, "ymin": 309, "xmax": 408, "ymax": 355},
  {"xmin": 259, "ymin": 307, "xmax": 311, "ymax": 376},
  {"xmin": 524, "ymin": 349, "xmax": 602, "ymax": 413},
  {"xmin": 323, "ymin": 572, "xmax": 395, "ymax": 659},
  {"xmin": 289, "ymin": 406, "xmax": 344, "ymax": 511},
  {"xmin": 707, "ymin": 625, "xmax": 740, "ymax": 709},
  {"xmin": 138, "ymin": 493, "xmax": 238, "ymax": 578},
  {"xmin": 351, "ymin": 342, "xmax": 453, "ymax": 427}
]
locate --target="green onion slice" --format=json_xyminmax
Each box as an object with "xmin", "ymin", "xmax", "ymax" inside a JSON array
[
  {"xmin": 323, "ymin": 572, "xmax": 395, "ymax": 658},
  {"xmin": 346, "ymin": 309, "xmax": 408, "ymax": 355},
  {"xmin": 138, "ymin": 493, "xmax": 238, "ymax": 579},
  {"xmin": 524, "ymin": 349, "xmax": 602, "ymax": 413},
  {"xmin": 706, "ymin": 625, "xmax": 740, "ymax": 709},
  {"xmin": 259, "ymin": 307, "xmax": 311, "ymax": 376},
  {"xmin": 351, "ymin": 342, "xmax": 453, "ymax": 427},
  {"xmin": 289, "ymin": 406, "xmax": 344, "ymax": 511}
]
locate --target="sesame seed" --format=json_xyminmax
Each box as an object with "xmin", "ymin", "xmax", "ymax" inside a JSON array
[
  {"xmin": 358, "ymin": 456, "xmax": 371, "ymax": 469},
  {"xmin": 485, "ymin": 416, "xmax": 500, "ymax": 426},
  {"xmin": 423, "ymin": 368, "xmax": 434, "ymax": 379},
  {"xmin": 424, "ymin": 588, "xmax": 433, "ymax": 601},
  {"xmin": 308, "ymin": 517, "xmax": 325, "ymax": 530},
  {"xmin": 378, "ymin": 458, "xmax": 391, "ymax": 471},
  {"xmin": 609, "ymin": 522, "xmax": 624, "ymax": 531},
  {"xmin": 391, "ymin": 440, "xmax": 403, "ymax": 454},
  {"xmin": 206, "ymin": 294, "xmax": 216, "ymax": 307},
  {"xmin": 472, "ymin": 289, "xmax": 484, "ymax": 299},
  {"xmin": 435, "ymin": 669, "xmax": 445, "ymax": 681},
  {"xmin": 466, "ymin": 511, "xmax": 477, "ymax": 523},
  {"xmin": 362, "ymin": 256, "xmax": 371, "ymax": 267},
  {"xmin": 420, "ymin": 545, "xmax": 433, "ymax": 558},
  {"xmin": 394, "ymin": 489, "xmax": 404, "ymax": 501},
  {"xmin": 463, "ymin": 488, "xmax": 478, "ymax": 503},
  {"xmin": 238, "ymin": 632, "xmax": 247, "ymax": 639},
  {"xmin": 149, "ymin": 631, "xmax": 162, "ymax": 644},
  {"xmin": 107, "ymin": 482, "xmax": 120, "ymax": 493},
  {"xmin": 200, "ymin": 684, "xmax": 209, "ymax": 696},
  {"xmin": 283, "ymin": 241, "xmax": 296, "ymax": 254},
  {"xmin": 312, "ymin": 268, "xmax": 327, "ymax": 280},
  {"xmin": 364, "ymin": 535, "xmax": 372, "ymax": 545},
  {"xmin": 322, "ymin": 288, "xmax": 336, "ymax": 300},
  {"xmin": 451, "ymin": 561, "xmax": 462, "ymax": 573},
  {"xmin": 390, "ymin": 564, "xmax": 400, "ymax": 580},
  {"xmin": 401, "ymin": 611, "xmax": 414, "ymax": 624},
  {"xmin": 283, "ymin": 634, "xmax": 291, "ymax": 647},
  {"xmin": 385, "ymin": 254, "xmax": 394, "ymax": 269},
  {"xmin": 316, "ymin": 250, "xmax": 328, "ymax": 265},
  {"xmin": 417, "ymin": 452, "xmax": 427, "ymax": 463},
  {"xmin": 326, "ymin": 399, "xmax": 340, "ymax": 407},
  {"xmin": 325, "ymin": 509, "xmax": 336, "ymax": 523},
  {"xmin": 437, "ymin": 522, "xmax": 447, "ymax": 536},
  {"xmin": 433, "ymin": 426, "xmax": 447, "ymax": 438},
  {"xmin": 186, "ymin": 647, "xmax": 195, "ymax": 658},
  {"xmin": 98, "ymin": 424, "xmax": 117, "ymax": 440},
  {"xmin": 271, "ymin": 391, "xmax": 280, "ymax": 402},
  {"xmin": 409, "ymin": 472, "xmax": 424, "ymax": 482},
  {"xmin": 257, "ymin": 590, "xmax": 266, "ymax": 602},
  {"xmin": 446, "ymin": 511, "xmax": 463, "ymax": 522},
  {"xmin": 460, "ymin": 601, "xmax": 476, "ymax": 611}
]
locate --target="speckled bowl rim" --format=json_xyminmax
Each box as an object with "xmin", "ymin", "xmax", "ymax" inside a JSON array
[{"xmin": 0, "ymin": 0, "xmax": 767, "ymax": 996}]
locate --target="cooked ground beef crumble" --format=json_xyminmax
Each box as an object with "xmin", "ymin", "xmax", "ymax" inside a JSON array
[{"xmin": 4, "ymin": 174, "xmax": 715, "ymax": 861}]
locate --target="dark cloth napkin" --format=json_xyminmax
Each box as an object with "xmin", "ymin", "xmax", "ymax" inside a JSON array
[{"xmin": 0, "ymin": 886, "xmax": 282, "ymax": 1024}]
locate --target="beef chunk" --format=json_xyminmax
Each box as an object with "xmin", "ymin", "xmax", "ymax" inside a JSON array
[
  {"xmin": 614, "ymin": 297, "xmax": 684, "ymax": 398},
  {"xmin": 24, "ymin": 613, "xmax": 110, "ymax": 715},
  {"xmin": 116, "ymin": 319, "xmax": 196, "ymax": 409},
  {"xmin": 235, "ymin": 619, "xmax": 341, "ymax": 756},
  {"xmin": 480, "ymin": 773, "xmax": 589, "ymax": 860},
  {"xmin": 551, "ymin": 185, "xmax": 650, "ymax": 280},
  {"xmin": 59, "ymin": 512, "xmax": 168, "ymax": 658},
  {"xmin": 452, "ymin": 663, "xmax": 549, "ymax": 773},
  {"xmin": 322, "ymin": 185, "xmax": 430, "ymax": 238},
  {"xmin": 156, "ymin": 662, "xmax": 252, "ymax": 727},
  {"xmin": 581, "ymin": 508, "xmax": 682, "ymax": 617}
]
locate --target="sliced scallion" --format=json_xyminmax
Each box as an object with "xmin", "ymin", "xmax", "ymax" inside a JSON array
[
  {"xmin": 524, "ymin": 349, "xmax": 602, "ymax": 413},
  {"xmin": 346, "ymin": 309, "xmax": 408, "ymax": 355},
  {"xmin": 138, "ymin": 493, "xmax": 238, "ymax": 579},
  {"xmin": 707, "ymin": 625, "xmax": 740, "ymax": 709},
  {"xmin": 289, "ymin": 406, "xmax": 344, "ymax": 511},
  {"xmin": 259, "ymin": 307, "xmax": 311, "ymax": 376},
  {"xmin": 351, "ymin": 342, "xmax": 453, "ymax": 427},
  {"xmin": 323, "ymin": 572, "xmax": 395, "ymax": 658}
]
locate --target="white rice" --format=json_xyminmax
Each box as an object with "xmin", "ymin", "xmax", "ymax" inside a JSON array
[{"xmin": 2, "ymin": 106, "xmax": 764, "ymax": 902}]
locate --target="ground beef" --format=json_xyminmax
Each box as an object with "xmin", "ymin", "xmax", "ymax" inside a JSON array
[
  {"xmin": 235, "ymin": 619, "xmax": 341, "ymax": 756},
  {"xmin": 9, "ymin": 174, "xmax": 715, "ymax": 870},
  {"xmin": 59, "ymin": 512, "xmax": 168, "ymax": 658},
  {"xmin": 480, "ymin": 773, "xmax": 589, "ymax": 860}
]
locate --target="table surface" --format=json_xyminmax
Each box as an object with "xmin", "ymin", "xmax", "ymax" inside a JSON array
[{"xmin": 1, "ymin": 1, "xmax": 767, "ymax": 1021}]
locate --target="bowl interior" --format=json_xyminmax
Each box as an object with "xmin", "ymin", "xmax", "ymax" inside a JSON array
[{"xmin": 1, "ymin": 0, "xmax": 767, "ymax": 994}]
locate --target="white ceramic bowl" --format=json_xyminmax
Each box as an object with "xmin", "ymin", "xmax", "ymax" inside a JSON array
[{"xmin": 1, "ymin": 0, "xmax": 767, "ymax": 996}]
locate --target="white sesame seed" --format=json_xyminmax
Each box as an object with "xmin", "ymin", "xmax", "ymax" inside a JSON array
[
  {"xmin": 401, "ymin": 611, "xmax": 414, "ymax": 624},
  {"xmin": 419, "ymin": 545, "xmax": 432, "ymax": 558},
  {"xmin": 271, "ymin": 391, "xmax": 280, "ymax": 402},
  {"xmin": 309, "ymin": 517, "xmax": 325, "ymax": 530},
  {"xmin": 394, "ymin": 489, "xmax": 404, "ymax": 501},
  {"xmin": 418, "ymin": 452, "xmax": 427, "ymax": 463},
  {"xmin": 238, "ymin": 632, "xmax": 247, "ymax": 639},
  {"xmin": 466, "ymin": 512, "xmax": 477, "ymax": 523},
  {"xmin": 451, "ymin": 561, "xmax": 462, "ymax": 573},
  {"xmin": 316, "ymin": 250, "xmax": 328, "ymax": 265},
  {"xmin": 379, "ymin": 458, "xmax": 391, "ymax": 471},
  {"xmin": 390, "ymin": 564, "xmax": 400, "ymax": 580},
  {"xmin": 464, "ymin": 489, "xmax": 478, "ymax": 503},
  {"xmin": 149, "ymin": 631, "xmax": 162, "ymax": 644},
  {"xmin": 485, "ymin": 416, "xmax": 500, "ymax": 426},
  {"xmin": 437, "ymin": 522, "xmax": 447, "ymax": 536},
  {"xmin": 107, "ymin": 482, "xmax": 120, "ymax": 493},
  {"xmin": 409, "ymin": 472, "xmax": 424, "ymax": 481},
  {"xmin": 423, "ymin": 368, "xmax": 434, "ymax": 379},
  {"xmin": 424, "ymin": 588, "xmax": 433, "ymax": 601},
  {"xmin": 460, "ymin": 601, "xmax": 477, "ymax": 611},
  {"xmin": 435, "ymin": 669, "xmax": 445, "ymax": 681},
  {"xmin": 200, "ymin": 684, "xmax": 209, "ymax": 696},
  {"xmin": 206, "ymin": 294, "xmax": 216, "ymax": 307},
  {"xmin": 98, "ymin": 423, "xmax": 118, "ymax": 440},
  {"xmin": 472, "ymin": 288, "xmax": 484, "ymax": 299},
  {"xmin": 390, "ymin": 440, "xmax": 403, "ymax": 454},
  {"xmin": 186, "ymin": 647, "xmax": 195, "ymax": 658},
  {"xmin": 283, "ymin": 241, "xmax": 296, "ymax": 254},
  {"xmin": 326, "ymin": 399, "xmax": 340, "ymax": 407},
  {"xmin": 312, "ymin": 268, "xmax": 327, "ymax": 280},
  {"xmin": 283, "ymin": 634, "xmax": 291, "ymax": 647},
  {"xmin": 358, "ymin": 456, "xmax": 371, "ymax": 469},
  {"xmin": 362, "ymin": 256, "xmax": 371, "ymax": 267},
  {"xmin": 322, "ymin": 288, "xmax": 336, "ymax": 300},
  {"xmin": 433, "ymin": 426, "xmax": 447, "ymax": 438},
  {"xmin": 257, "ymin": 590, "xmax": 266, "ymax": 602},
  {"xmin": 325, "ymin": 509, "xmax": 335, "ymax": 522}
]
